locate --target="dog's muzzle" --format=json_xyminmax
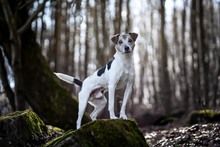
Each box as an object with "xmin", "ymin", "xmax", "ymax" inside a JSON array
[{"xmin": 124, "ymin": 46, "xmax": 132, "ymax": 53}]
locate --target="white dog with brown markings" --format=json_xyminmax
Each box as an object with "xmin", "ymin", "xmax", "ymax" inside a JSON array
[{"xmin": 55, "ymin": 32, "xmax": 138, "ymax": 129}]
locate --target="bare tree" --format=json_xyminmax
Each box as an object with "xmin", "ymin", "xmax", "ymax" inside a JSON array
[
  {"xmin": 190, "ymin": 0, "xmax": 201, "ymax": 109},
  {"xmin": 84, "ymin": 0, "xmax": 90, "ymax": 78},
  {"xmin": 54, "ymin": 0, "xmax": 62, "ymax": 71},
  {"xmin": 158, "ymin": 0, "xmax": 172, "ymax": 114},
  {"xmin": 181, "ymin": 0, "xmax": 190, "ymax": 110},
  {"xmin": 64, "ymin": 1, "xmax": 70, "ymax": 74}
]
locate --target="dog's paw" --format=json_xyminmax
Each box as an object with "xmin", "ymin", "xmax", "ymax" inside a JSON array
[
  {"xmin": 110, "ymin": 115, "xmax": 118, "ymax": 119},
  {"xmin": 90, "ymin": 115, "xmax": 97, "ymax": 121},
  {"xmin": 119, "ymin": 114, "xmax": 128, "ymax": 120},
  {"xmin": 76, "ymin": 124, "xmax": 81, "ymax": 129}
]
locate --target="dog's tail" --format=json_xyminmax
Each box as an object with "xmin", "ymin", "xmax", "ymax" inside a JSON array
[{"xmin": 54, "ymin": 72, "xmax": 82, "ymax": 87}]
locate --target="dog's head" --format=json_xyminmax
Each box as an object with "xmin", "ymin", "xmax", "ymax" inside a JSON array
[{"xmin": 111, "ymin": 32, "xmax": 138, "ymax": 54}]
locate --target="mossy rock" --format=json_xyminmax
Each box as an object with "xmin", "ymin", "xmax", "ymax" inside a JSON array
[
  {"xmin": 47, "ymin": 125, "xmax": 65, "ymax": 141},
  {"xmin": 188, "ymin": 109, "xmax": 220, "ymax": 125},
  {"xmin": 0, "ymin": 109, "xmax": 49, "ymax": 146},
  {"xmin": 45, "ymin": 119, "xmax": 149, "ymax": 147}
]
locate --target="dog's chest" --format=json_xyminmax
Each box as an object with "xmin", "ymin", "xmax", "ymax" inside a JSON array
[{"xmin": 116, "ymin": 64, "xmax": 134, "ymax": 89}]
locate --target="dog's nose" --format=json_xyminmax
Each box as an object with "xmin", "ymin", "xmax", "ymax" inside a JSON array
[{"xmin": 125, "ymin": 46, "xmax": 130, "ymax": 51}]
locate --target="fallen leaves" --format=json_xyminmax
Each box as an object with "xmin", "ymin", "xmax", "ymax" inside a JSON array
[{"xmin": 145, "ymin": 123, "xmax": 220, "ymax": 146}]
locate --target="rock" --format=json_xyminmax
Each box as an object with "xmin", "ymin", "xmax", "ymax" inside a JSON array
[
  {"xmin": 0, "ymin": 93, "xmax": 12, "ymax": 115},
  {"xmin": 0, "ymin": 110, "xmax": 148, "ymax": 146},
  {"xmin": 45, "ymin": 119, "xmax": 149, "ymax": 147},
  {"xmin": 188, "ymin": 109, "xmax": 220, "ymax": 125},
  {"xmin": 47, "ymin": 125, "xmax": 64, "ymax": 140},
  {"xmin": 0, "ymin": 109, "xmax": 49, "ymax": 146}
]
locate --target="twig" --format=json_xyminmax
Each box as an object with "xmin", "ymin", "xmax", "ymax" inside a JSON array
[
  {"xmin": 18, "ymin": 0, "xmax": 34, "ymax": 10},
  {"xmin": 17, "ymin": 0, "xmax": 47, "ymax": 34}
]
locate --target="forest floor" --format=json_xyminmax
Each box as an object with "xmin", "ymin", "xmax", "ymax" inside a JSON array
[
  {"xmin": 136, "ymin": 109, "xmax": 220, "ymax": 146},
  {"xmin": 144, "ymin": 123, "xmax": 220, "ymax": 146}
]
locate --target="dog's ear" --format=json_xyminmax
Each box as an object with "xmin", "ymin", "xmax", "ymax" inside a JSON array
[
  {"xmin": 129, "ymin": 32, "xmax": 138, "ymax": 42},
  {"xmin": 111, "ymin": 34, "xmax": 120, "ymax": 44}
]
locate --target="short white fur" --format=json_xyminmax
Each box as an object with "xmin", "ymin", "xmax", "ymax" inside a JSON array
[{"xmin": 55, "ymin": 32, "xmax": 138, "ymax": 129}]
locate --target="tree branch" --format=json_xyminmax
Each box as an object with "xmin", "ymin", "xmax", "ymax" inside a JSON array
[
  {"xmin": 0, "ymin": 0, "xmax": 17, "ymax": 41},
  {"xmin": 18, "ymin": 0, "xmax": 35, "ymax": 10},
  {"xmin": 17, "ymin": 0, "xmax": 47, "ymax": 34}
]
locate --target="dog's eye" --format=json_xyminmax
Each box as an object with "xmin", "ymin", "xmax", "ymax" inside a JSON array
[
  {"xmin": 128, "ymin": 39, "xmax": 132, "ymax": 43},
  {"xmin": 118, "ymin": 40, "xmax": 123, "ymax": 44}
]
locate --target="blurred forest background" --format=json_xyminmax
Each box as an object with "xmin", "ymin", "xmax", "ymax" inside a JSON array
[{"xmin": 0, "ymin": 0, "xmax": 220, "ymax": 129}]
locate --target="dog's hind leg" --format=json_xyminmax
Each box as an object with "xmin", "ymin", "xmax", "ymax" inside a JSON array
[
  {"xmin": 89, "ymin": 96, "xmax": 107, "ymax": 120},
  {"xmin": 76, "ymin": 91, "xmax": 90, "ymax": 129}
]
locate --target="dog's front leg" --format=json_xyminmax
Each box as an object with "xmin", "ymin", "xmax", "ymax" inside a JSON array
[
  {"xmin": 108, "ymin": 84, "xmax": 118, "ymax": 119},
  {"xmin": 120, "ymin": 83, "xmax": 133, "ymax": 119}
]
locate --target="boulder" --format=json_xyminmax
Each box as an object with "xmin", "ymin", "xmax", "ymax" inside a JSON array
[
  {"xmin": 188, "ymin": 109, "xmax": 220, "ymax": 125},
  {"xmin": 45, "ymin": 119, "xmax": 149, "ymax": 147},
  {"xmin": 0, "ymin": 110, "xmax": 148, "ymax": 147},
  {"xmin": 0, "ymin": 109, "xmax": 49, "ymax": 146}
]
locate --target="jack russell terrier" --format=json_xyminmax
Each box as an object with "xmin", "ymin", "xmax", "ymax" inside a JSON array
[{"xmin": 55, "ymin": 32, "xmax": 138, "ymax": 129}]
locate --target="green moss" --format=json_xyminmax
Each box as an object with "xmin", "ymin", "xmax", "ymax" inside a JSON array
[
  {"xmin": 0, "ymin": 109, "xmax": 49, "ymax": 146},
  {"xmin": 45, "ymin": 119, "xmax": 149, "ymax": 147},
  {"xmin": 47, "ymin": 125, "xmax": 64, "ymax": 134},
  {"xmin": 188, "ymin": 109, "xmax": 220, "ymax": 125},
  {"xmin": 45, "ymin": 129, "xmax": 76, "ymax": 146},
  {"xmin": 46, "ymin": 125, "xmax": 64, "ymax": 140}
]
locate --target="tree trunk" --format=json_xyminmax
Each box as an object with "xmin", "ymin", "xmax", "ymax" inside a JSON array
[
  {"xmin": 151, "ymin": 62, "xmax": 158, "ymax": 110},
  {"xmin": 138, "ymin": 66, "xmax": 145, "ymax": 104},
  {"xmin": 101, "ymin": 0, "xmax": 108, "ymax": 62},
  {"xmin": 198, "ymin": 0, "xmax": 209, "ymax": 107},
  {"xmin": 0, "ymin": 46, "xmax": 16, "ymax": 110},
  {"xmin": 54, "ymin": 0, "xmax": 62, "ymax": 72},
  {"xmin": 0, "ymin": 0, "xmax": 90, "ymax": 130},
  {"xmin": 64, "ymin": 1, "xmax": 70, "ymax": 74},
  {"xmin": 158, "ymin": 0, "xmax": 172, "ymax": 114},
  {"xmin": 190, "ymin": 0, "xmax": 201, "ymax": 109},
  {"xmin": 40, "ymin": 9, "xmax": 45, "ymax": 48},
  {"xmin": 1, "ymin": 0, "xmax": 27, "ymax": 110},
  {"xmin": 213, "ymin": 1, "xmax": 220, "ymax": 107},
  {"xmin": 84, "ymin": 0, "xmax": 90, "ymax": 78},
  {"xmin": 125, "ymin": 0, "xmax": 131, "ymax": 33},
  {"xmin": 181, "ymin": 0, "xmax": 190, "ymax": 110},
  {"xmin": 94, "ymin": 0, "xmax": 103, "ymax": 67},
  {"xmin": 110, "ymin": 0, "xmax": 123, "ymax": 57},
  {"xmin": 171, "ymin": 1, "xmax": 179, "ymax": 106}
]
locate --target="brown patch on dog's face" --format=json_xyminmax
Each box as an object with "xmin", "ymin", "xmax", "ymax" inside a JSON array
[
  {"xmin": 111, "ymin": 34, "xmax": 120, "ymax": 44},
  {"xmin": 128, "ymin": 32, "xmax": 138, "ymax": 42}
]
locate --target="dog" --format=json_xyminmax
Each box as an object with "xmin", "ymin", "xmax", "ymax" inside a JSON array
[{"xmin": 55, "ymin": 32, "xmax": 138, "ymax": 129}]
